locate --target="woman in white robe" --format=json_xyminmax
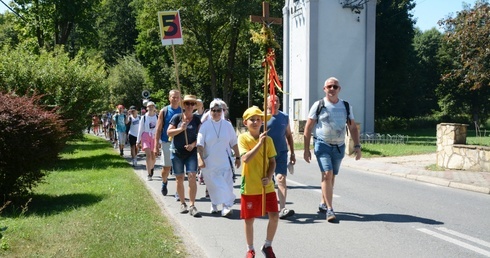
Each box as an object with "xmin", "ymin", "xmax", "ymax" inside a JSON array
[{"xmin": 197, "ymin": 99, "xmax": 240, "ymax": 217}]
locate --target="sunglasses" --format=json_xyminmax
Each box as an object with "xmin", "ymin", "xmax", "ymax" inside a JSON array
[
  {"xmin": 325, "ymin": 85, "xmax": 339, "ymax": 90},
  {"xmin": 211, "ymin": 109, "xmax": 223, "ymax": 113},
  {"xmin": 184, "ymin": 102, "xmax": 196, "ymax": 106}
]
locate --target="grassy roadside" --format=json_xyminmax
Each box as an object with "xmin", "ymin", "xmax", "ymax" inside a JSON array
[{"xmin": 0, "ymin": 135, "xmax": 187, "ymax": 257}]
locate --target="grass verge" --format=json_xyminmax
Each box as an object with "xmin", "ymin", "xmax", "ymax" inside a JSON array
[{"xmin": 0, "ymin": 135, "xmax": 187, "ymax": 257}]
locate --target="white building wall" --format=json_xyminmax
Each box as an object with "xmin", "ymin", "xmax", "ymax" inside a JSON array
[{"xmin": 284, "ymin": 0, "xmax": 375, "ymax": 133}]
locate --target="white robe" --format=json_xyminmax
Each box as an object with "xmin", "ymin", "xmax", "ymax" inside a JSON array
[{"xmin": 197, "ymin": 119, "xmax": 237, "ymax": 206}]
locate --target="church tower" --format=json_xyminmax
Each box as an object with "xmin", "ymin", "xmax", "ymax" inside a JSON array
[{"xmin": 282, "ymin": 0, "xmax": 376, "ymax": 133}]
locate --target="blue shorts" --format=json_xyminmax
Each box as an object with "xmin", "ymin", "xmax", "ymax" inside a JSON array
[
  {"xmin": 314, "ymin": 139, "xmax": 345, "ymax": 175},
  {"xmin": 275, "ymin": 150, "xmax": 288, "ymax": 175},
  {"xmin": 171, "ymin": 152, "xmax": 198, "ymax": 175}
]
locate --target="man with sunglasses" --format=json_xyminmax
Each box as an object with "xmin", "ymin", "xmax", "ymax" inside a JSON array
[{"xmin": 303, "ymin": 77, "xmax": 362, "ymax": 222}]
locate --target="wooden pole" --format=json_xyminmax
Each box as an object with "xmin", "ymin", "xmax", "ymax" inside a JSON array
[
  {"xmin": 262, "ymin": 59, "xmax": 269, "ymax": 216},
  {"xmin": 171, "ymin": 40, "xmax": 187, "ymax": 145}
]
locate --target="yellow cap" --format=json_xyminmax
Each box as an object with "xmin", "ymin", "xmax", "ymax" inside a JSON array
[{"xmin": 242, "ymin": 106, "xmax": 272, "ymax": 121}]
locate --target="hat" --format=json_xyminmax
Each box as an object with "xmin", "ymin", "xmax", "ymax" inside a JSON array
[
  {"xmin": 242, "ymin": 106, "xmax": 271, "ymax": 121},
  {"xmin": 209, "ymin": 99, "xmax": 223, "ymax": 109},
  {"xmin": 129, "ymin": 106, "xmax": 136, "ymax": 111},
  {"xmin": 146, "ymin": 101, "xmax": 155, "ymax": 107},
  {"xmin": 182, "ymin": 95, "xmax": 197, "ymax": 103}
]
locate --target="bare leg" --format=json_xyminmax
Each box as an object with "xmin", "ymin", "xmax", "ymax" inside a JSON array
[
  {"xmin": 321, "ymin": 171, "xmax": 335, "ymax": 209},
  {"xmin": 176, "ymin": 174, "xmax": 186, "ymax": 203},
  {"xmin": 245, "ymin": 218, "xmax": 255, "ymax": 246},
  {"xmin": 187, "ymin": 172, "xmax": 197, "ymax": 206},
  {"xmin": 276, "ymin": 174, "xmax": 287, "ymax": 209},
  {"xmin": 266, "ymin": 212, "xmax": 279, "ymax": 241},
  {"xmin": 161, "ymin": 166, "xmax": 170, "ymax": 183}
]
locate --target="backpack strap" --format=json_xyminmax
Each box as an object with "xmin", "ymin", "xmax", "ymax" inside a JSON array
[
  {"xmin": 315, "ymin": 98, "xmax": 325, "ymax": 124},
  {"xmin": 343, "ymin": 100, "xmax": 351, "ymax": 125}
]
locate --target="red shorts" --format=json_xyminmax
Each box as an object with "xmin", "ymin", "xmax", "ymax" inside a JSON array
[{"xmin": 240, "ymin": 192, "xmax": 279, "ymax": 219}]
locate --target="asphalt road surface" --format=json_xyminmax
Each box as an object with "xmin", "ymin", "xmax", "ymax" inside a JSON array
[{"xmin": 133, "ymin": 152, "xmax": 490, "ymax": 258}]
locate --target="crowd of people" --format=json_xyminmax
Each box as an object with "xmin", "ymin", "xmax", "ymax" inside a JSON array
[{"xmin": 89, "ymin": 76, "xmax": 361, "ymax": 258}]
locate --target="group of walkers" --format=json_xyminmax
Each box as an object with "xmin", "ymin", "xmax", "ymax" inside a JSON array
[{"xmin": 107, "ymin": 76, "xmax": 362, "ymax": 258}]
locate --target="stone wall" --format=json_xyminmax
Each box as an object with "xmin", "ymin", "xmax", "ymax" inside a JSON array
[{"xmin": 436, "ymin": 123, "xmax": 490, "ymax": 171}]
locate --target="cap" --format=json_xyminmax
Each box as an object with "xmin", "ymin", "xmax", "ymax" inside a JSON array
[
  {"xmin": 242, "ymin": 106, "xmax": 271, "ymax": 121},
  {"xmin": 146, "ymin": 101, "xmax": 155, "ymax": 107},
  {"xmin": 129, "ymin": 106, "xmax": 136, "ymax": 110}
]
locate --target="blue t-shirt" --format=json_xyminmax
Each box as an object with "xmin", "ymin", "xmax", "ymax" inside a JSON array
[
  {"xmin": 267, "ymin": 111, "xmax": 289, "ymax": 152},
  {"xmin": 114, "ymin": 114, "xmax": 126, "ymax": 133},
  {"xmin": 161, "ymin": 105, "xmax": 182, "ymax": 142},
  {"xmin": 170, "ymin": 113, "xmax": 201, "ymax": 153}
]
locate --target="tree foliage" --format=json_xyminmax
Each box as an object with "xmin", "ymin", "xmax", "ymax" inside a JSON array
[
  {"xmin": 0, "ymin": 47, "xmax": 107, "ymax": 137},
  {"xmin": 107, "ymin": 54, "xmax": 147, "ymax": 109},
  {"xmin": 438, "ymin": 0, "xmax": 490, "ymax": 124}
]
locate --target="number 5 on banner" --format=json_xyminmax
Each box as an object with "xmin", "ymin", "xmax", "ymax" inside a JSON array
[{"xmin": 158, "ymin": 11, "xmax": 183, "ymax": 46}]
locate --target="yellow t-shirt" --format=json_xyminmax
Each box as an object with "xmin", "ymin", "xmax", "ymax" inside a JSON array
[{"xmin": 238, "ymin": 132, "xmax": 277, "ymax": 195}]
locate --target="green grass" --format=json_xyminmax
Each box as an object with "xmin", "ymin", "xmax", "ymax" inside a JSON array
[
  {"xmin": 294, "ymin": 128, "xmax": 490, "ymax": 158},
  {"xmin": 0, "ymin": 135, "xmax": 187, "ymax": 257}
]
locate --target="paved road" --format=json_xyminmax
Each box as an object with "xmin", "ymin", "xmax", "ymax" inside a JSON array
[{"xmin": 116, "ymin": 141, "xmax": 490, "ymax": 258}]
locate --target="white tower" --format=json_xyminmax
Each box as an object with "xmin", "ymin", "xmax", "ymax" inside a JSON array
[{"xmin": 283, "ymin": 0, "xmax": 376, "ymax": 133}]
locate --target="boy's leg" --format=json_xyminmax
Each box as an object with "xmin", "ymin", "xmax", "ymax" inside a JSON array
[
  {"xmin": 266, "ymin": 212, "xmax": 279, "ymax": 242},
  {"xmin": 244, "ymin": 218, "xmax": 255, "ymax": 246}
]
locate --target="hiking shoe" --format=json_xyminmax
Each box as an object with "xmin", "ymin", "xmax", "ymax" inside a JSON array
[
  {"xmin": 261, "ymin": 245, "xmax": 276, "ymax": 258},
  {"xmin": 318, "ymin": 203, "xmax": 328, "ymax": 213},
  {"xmin": 161, "ymin": 183, "xmax": 168, "ymax": 196},
  {"xmin": 221, "ymin": 206, "xmax": 232, "ymax": 217},
  {"xmin": 279, "ymin": 208, "xmax": 295, "ymax": 219},
  {"xmin": 326, "ymin": 209, "xmax": 336, "ymax": 222},
  {"xmin": 147, "ymin": 175, "xmax": 152, "ymax": 181},
  {"xmin": 189, "ymin": 205, "xmax": 201, "ymax": 217},
  {"xmin": 210, "ymin": 204, "xmax": 218, "ymax": 214},
  {"xmin": 246, "ymin": 250, "xmax": 255, "ymax": 258},
  {"xmin": 180, "ymin": 203, "xmax": 188, "ymax": 214}
]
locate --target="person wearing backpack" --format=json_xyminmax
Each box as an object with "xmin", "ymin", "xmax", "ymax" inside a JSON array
[
  {"xmin": 127, "ymin": 106, "xmax": 141, "ymax": 167},
  {"xmin": 303, "ymin": 77, "xmax": 362, "ymax": 222},
  {"xmin": 154, "ymin": 89, "xmax": 182, "ymax": 196},
  {"xmin": 113, "ymin": 105, "xmax": 129, "ymax": 156}
]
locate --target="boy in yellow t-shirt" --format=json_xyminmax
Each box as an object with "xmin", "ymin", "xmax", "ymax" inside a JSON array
[{"xmin": 238, "ymin": 106, "xmax": 278, "ymax": 258}]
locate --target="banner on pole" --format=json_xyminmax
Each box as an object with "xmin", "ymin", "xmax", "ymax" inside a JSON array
[{"xmin": 158, "ymin": 11, "xmax": 183, "ymax": 46}]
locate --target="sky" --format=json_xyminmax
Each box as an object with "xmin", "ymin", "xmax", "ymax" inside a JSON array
[
  {"xmin": 412, "ymin": 0, "xmax": 478, "ymax": 31},
  {"xmin": 0, "ymin": 0, "xmax": 480, "ymax": 31}
]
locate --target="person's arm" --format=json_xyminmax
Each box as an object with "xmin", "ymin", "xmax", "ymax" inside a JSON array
[
  {"xmin": 232, "ymin": 144, "xmax": 241, "ymax": 168},
  {"xmin": 303, "ymin": 118, "xmax": 315, "ymax": 163},
  {"xmin": 136, "ymin": 115, "xmax": 144, "ymax": 145},
  {"xmin": 262, "ymin": 157, "xmax": 276, "ymax": 186},
  {"xmin": 197, "ymin": 145, "xmax": 205, "ymax": 168},
  {"xmin": 348, "ymin": 119, "xmax": 362, "ymax": 160},
  {"xmin": 241, "ymin": 130, "xmax": 269, "ymax": 163},
  {"xmin": 285, "ymin": 122, "xmax": 296, "ymax": 165},
  {"xmin": 167, "ymin": 117, "xmax": 186, "ymax": 137},
  {"xmin": 154, "ymin": 109, "xmax": 164, "ymax": 153}
]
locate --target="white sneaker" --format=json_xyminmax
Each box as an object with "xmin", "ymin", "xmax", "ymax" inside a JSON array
[
  {"xmin": 221, "ymin": 205, "xmax": 232, "ymax": 217},
  {"xmin": 132, "ymin": 158, "xmax": 137, "ymax": 167},
  {"xmin": 174, "ymin": 192, "xmax": 180, "ymax": 201},
  {"xmin": 210, "ymin": 204, "xmax": 218, "ymax": 214}
]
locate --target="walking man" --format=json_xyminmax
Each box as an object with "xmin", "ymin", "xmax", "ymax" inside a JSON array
[
  {"xmin": 155, "ymin": 90, "xmax": 182, "ymax": 196},
  {"xmin": 266, "ymin": 94, "xmax": 296, "ymax": 219},
  {"xmin": 303, "ymin": 77, "xmax": 362, "ymax": 222}
]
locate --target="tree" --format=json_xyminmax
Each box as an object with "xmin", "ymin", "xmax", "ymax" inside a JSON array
[
  {"xmin": 96, "ymin": 0, "xmax": 138, "ymax": 66},
  {"xmin": 107, "ymin": 55, "xmax": 147, "ymax": 109},
  {"xmin": 412, "ymin": 28, "xmax": 443, "ymax": 115},
  {"xmin": 438, "ymin": 1, "xmax": 490, "ymax": 125},
  {"xmin": 375, "ymin": 0, "xmax": 418, "ymax": 118}
]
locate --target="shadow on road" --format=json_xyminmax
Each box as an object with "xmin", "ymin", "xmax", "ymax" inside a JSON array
[{"xmin": 335, "ymin": 212, "xmax": 444, "ymax": 225}]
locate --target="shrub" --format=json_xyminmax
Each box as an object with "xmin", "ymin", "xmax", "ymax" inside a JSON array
[{"xmin": 0, "ymin": 93, "xmax": 67, "ymax": 203}]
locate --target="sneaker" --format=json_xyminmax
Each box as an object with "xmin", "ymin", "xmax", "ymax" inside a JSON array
[
  {"xmin": 150, "ymin": 168, "xmax": 154, "ymax": 177},
  {"xmin": 147, "ymin": 175, "xmax": 152, "ymax": 181},
  {"xmin": 161, "ymin": 183, "xmax": 168, "ymax": 196},
  {"xmin": 279, "ymin": 207, "xmax": 295, "ymax": 219},
  {"xmin": 210, "ymin": 204, "xmax": 218, "ymax": 214},
  {"xmin": 188, "ymin": 205, "xmax": 201, "ymax": 217},
  {"xmin": 318, "ymin": 203, "xmax": 328, "ymax": 213},
  {"xmin": 326, "ymin": 209, "xmax": 336, "ymax": 222},
  {"xmin": 221, "ymin": 206, "xmax": 232, "ymax": 217},
  {"xmin": 180, "ymin": 203, "xmax": 188, "ymax": 214},
  {"xmin": 246, "ymin": 250, "xmax": 255, "ymax": 258},
  {"xmin": 205, "ymin": 189, "xmax": 209, "ymax": 198},
  {"xmin": 175, "ymin": 192, "xmax": 180, "ymax": 202},
  {"xmin": 261, "ymin": 245, "xmax": 276, "ymax": 258},
  {"xmin": 120, "ymin": 150, "xmax": 123, "ymax": 156},
  {"xmin": 132, "ymin": 158, "xmax": 137, "ymax": 167}
]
